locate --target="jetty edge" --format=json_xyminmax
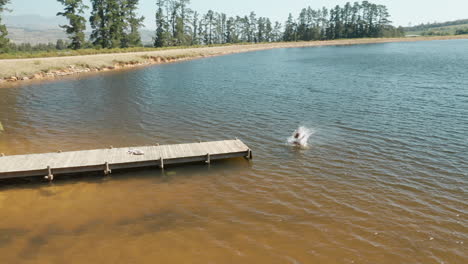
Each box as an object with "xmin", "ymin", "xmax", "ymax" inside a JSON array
[{"xmin": 0, "ymin": 139, "xmax": 252, "ymax": 180}]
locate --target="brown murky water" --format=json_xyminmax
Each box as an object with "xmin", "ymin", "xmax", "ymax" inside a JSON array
[{"xmin": 0, "ymin": 40, "xmax": 467, "ymax": 263}]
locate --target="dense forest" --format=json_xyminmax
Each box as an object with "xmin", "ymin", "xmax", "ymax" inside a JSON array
[{"xmin": 0, "ymin": 0, "xmax": 405, "ymax": 53}]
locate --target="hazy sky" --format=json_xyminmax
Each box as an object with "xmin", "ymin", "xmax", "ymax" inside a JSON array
[{"xmin": 5, "ymin": 0, "xmax": 468, "ymax": 28}]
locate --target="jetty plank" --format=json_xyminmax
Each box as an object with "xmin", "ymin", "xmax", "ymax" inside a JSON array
[{"xmin": 0, "ymin": 139, "xmax": 252, "ymax": 180}]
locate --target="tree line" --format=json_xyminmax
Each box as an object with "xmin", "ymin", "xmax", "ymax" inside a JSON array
[
  {"xmin": 153, "ymin": 0, "xmax": 404, "ymax": 46},
  {"xmin": 0, "ymin": 0, "xmax": 404, "ymax": 53},
  {"xmin": 284, "ymin": 1, "xmax": 404, "ymax": 41},
  {"xmin": 403, "ymin": 19, "xmax": 468, "ymax": 32}
]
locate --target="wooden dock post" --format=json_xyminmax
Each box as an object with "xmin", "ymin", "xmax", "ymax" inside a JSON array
[
  {"xmin": 44, "ymin": 166, "xmax": 54, "ymax": 181},
  {"xmin": 246, "ymin": 149, "xmax": 253, "ymax": 160},
  {"xmin": 206, "ymin": 153, "xmax": 211, "ymax": 164},
  {"xmin": 160, "ymin": 157, "xmax": 164, "ymax": 169},
  {"xmin": 104, "ymin": 162, "xmax": 112, "ymax": 175}
]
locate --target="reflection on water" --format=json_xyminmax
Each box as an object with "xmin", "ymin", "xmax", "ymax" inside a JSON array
[{"xmin": 0, "ymin": 40, "xmax": 467, "ymax": 263}]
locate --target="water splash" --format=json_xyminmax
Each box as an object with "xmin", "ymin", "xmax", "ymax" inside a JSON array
[{"xmin": 288, "ymin": 126, "xmax": 314, "ymax": 147}]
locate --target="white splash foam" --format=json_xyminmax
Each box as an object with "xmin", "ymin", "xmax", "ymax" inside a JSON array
[{"xmin": 288, "ymin": 126, "xmax": 314, "ymax": 147}]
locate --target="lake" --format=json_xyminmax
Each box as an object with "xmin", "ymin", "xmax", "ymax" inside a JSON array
[{"xmin": 0, "ymin": 39, "xmax": 467, "ymax": 263}]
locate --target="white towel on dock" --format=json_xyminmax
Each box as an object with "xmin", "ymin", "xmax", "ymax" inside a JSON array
[{"xmin": 128, "ymin": 149, "xmax": 144, "ymax": 155}]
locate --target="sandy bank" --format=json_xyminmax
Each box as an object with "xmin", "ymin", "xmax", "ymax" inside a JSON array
[{"xmin": 1, "ymin": 35, "xmax": 467, "ymax": 86}]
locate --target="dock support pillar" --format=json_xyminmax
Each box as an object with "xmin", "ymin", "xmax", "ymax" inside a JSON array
[
  {"xmin": 45, "ymin": 166, "xmax": 54, "ymax": 181},
  {"xmin": 206, "ymin": 153, "xmax": 211, "ymax": 164},
  {"xmin": 160, "ymin": 158, "xmax": 164, "ymax": 169},
  {"xmin": 246, "ymin": 149, "xmax": 253, "ymax": 160},
  {"xmin": 104, "ymin": 162, "xmax": 112, "ymax": 175}
]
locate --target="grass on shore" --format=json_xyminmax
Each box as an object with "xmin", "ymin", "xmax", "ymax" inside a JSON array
[
  {"xmin": 0, "ymin": 43, "xmax": 251, "ymax": 60},
  {"xmin": 3, "ymin": 35, "xmax": 468, "ymax": 60}
]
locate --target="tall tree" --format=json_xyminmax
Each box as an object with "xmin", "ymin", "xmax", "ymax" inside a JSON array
[
  {"xmin": 297, "ymin": 8, "xmax": 307, "ymax": 41},
  {"xmin": 197, "ymin": 16, "xmax": 205, "ymax": 44},
  {"xmin": 154, "ymin": 0, "xmax": 167, "ymax": 47},
  {"xmin": 90, "ymin": 0, "xmax": 109, "ymax": 48},
  {"xmin": 256, "ymin": 17, "xmax": 265, "ymax": 42},
  {"xmin": 122, "ymin": 0, "xmax": 144, "ymax": 47},
  {"xmin": 106, "ymin": 0, "xmax": 125, "ymax": 48},
  {"xmin": 283, "ymin": 13, "xmax": 296, "ymax": 41},
  {"xmin": 225, "ymin": 16, "xmax": 236, "ymax": 43},
  {"xmin": 190, "ymin": 11, "xmax": 199, "ymax": 45},
  {"xmin": 264, "ymin": 18, "xmax": 273, "ymax": 42},
  {"xmin": 0, "ymin": 0, "xmax": 10, "ymax": 52},
  {"xmin": 174, "ymin": 14, "xmax": 185, "ymax": 45},
  {"xmin": 272, "ymin": 21, "xmax": 282, "ymax": 42},
  {"xmin": 91, "ymin": 0, "xmax": 143, "ymax": 49},
  {"xmin": 248, "ymin": 12, "xmax": 257, "ymax": 42},
  {"xmin": 204, "ymin": 10, "xmax": 215, "ymax": 44},
  {"xmin": 57, "ymin": 0, "xmax": 88, "ymax": 50},
  {"xmin": 176, "ymin": 0, "xmax": 191, "ymax": 45}
]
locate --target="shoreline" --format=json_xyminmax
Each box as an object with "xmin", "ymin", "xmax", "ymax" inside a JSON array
[{"xmin": 1, "ymin": 35, "xmax": 467, "ymax": 87}]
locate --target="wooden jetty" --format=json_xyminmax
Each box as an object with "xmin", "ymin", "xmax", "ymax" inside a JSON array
[{"xmin": 0, "ymin": 139, "xmax": 252, "ymax": 180}]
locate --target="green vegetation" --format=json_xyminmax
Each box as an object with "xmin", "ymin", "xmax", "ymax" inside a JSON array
[
  {"xmin": 0, "ymin": 0, "xmax": 405, "ymax": 56},
  {"xmin": 0, "ymin": 42, "xmax": 247, "ymax": 59},
  {"xmin": 90, "ymin": 0, "xmax": 144, "ymax": 48},
  {"xmin": 285, "ymin": 2, "xmax": 404, "ymax": 41},
  {"xmin": 404, "ymin": 19, "xmax": 468, "ymax": 36},
  {"xmin": 0, "ymin": 0, "xmax": 10, "ymax": 52},
  {"xmin": 455, "ymin": 28, "xmax": 468, "ymax": 35},
  {"xmin": 57, "ymin": 0, "xmax": 88, "ymax": 49},
  {"xmin": 154, "ymin": 0, "xmax": 403, "ymax": 46}
]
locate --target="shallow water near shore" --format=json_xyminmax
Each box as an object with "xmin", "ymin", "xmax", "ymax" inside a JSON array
[{"xmin": 0, "ymin": 39, "xmax": 467, "ymax": 263}]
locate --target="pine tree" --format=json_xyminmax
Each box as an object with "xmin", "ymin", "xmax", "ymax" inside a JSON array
[
  {"xmin": 257, "ymin": 17, "xmax": 265, "ymax": 42},
  {"xmin": 225, "ymin": 17, "xmax": 235, "ymax": 43},
  {"xmin": 122, "ymin": 0, "xmax": 144, "ymax": 47},
  {"xmin": 264, "ymin": 18, "xmax": 272, "ymax": 42},
  {"xmin": 0, "ymin": 0, "xmax": 10, "ymax": 52},
  {"xmin": 248, "ymin": 12, "xmax": 257, "ymax": 42},
  {"xmin": 90, "ymin": 0, "xmax": 109, "ymax": 48},
  {"xmin": 272, "ymin": 22, "xmax": 282, "ymax": 42},
  {"xmin": 177, "ymin": 0, "xmax": 190, "ymax": 45},
  {"xmin": 106, "ymin": 0, "xmax": 125, "ymax": 48},
  {"xmin": 283, "ymin": 13, "xmax": 296, "ymax": 41},
  {"xmin": 297, "ymin": 8, "xmax": 307, "ymax": 41},
  {"xmin": 204, "ymin": 10, "xmax": 214, "ymax": 45},
  {"xmin": 154, "ymin": 0, "xmax": 167, "ymax": 47},
  {"xmin": 174, "ymin": 15, "xmax": 185, "ymax": 45},
  {"xmin": 57, "ymin": 0, "xmax": 88, "ymax": 50},
  {"xmin": 191, "ymin": 11, "xmax": 198, "ymax": 45},
  {"xmin": 197, "ymin": 17, "xmax": 205, "ymax": 45}
]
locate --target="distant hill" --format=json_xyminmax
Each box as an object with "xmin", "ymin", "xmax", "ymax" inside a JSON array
[
  {"xmin": 4, "ymin": 14, "xmax": 154, "ymax": 45},
  {"xmin": 4, "ymin": 14, "xmax": 67, "ymax": 30},
  {"xmin": 404, "ymin": 19, "xmax": 468, "ymax": 35}
]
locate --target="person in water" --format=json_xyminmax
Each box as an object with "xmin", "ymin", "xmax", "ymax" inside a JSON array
[
  {"xmin": 289, "ymin": 126, "xmax": 311, "ymax": 147},
  {"xmin": 293, "ymin": 131, "xmax": 303, "ymax": 145}
]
